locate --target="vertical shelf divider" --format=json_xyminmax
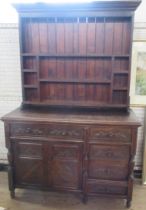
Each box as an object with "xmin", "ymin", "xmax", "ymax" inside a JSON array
[
  {"xmin": 110, "ymin": 57, "xmax": 115, "ymax": 104},
  {"xmin": 36, "ymin": 56, "xmax": 40, "ymax": 102}
]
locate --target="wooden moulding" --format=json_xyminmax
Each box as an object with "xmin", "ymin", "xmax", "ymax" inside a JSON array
[{"xmin": 13, "ymin": 1, "xmax": 141, "ymax": 13}]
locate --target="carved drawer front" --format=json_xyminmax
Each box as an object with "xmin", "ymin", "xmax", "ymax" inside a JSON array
[
  {"xmin": 89, "ymin": 126, "xmax": 131, "ymax": 143},
  {"xmin": 89, "ymin": 144, "xmax": 130, "ymax": 161},
  {"xmin": 16, "ymin": 141, "xmax": 42, "ymax": 158},
  {"xmin": 10, "ymin": 123, "xmax": 84, "ymax": 139},
  {"xmin": 88, "ymin": 162, "xmax": 128, "ymax": 180},
  {"xmin": 50, "ymin": 143, "xmax": 83, "ymax": 190},
  {"xmin": 87, "ymin": 180, "xmax": 127, "ymax": 195}
]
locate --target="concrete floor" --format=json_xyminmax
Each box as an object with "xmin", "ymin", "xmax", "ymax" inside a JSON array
[{"xmin": 0, "ymin": 172, "xmax": 146, "ymax": 210}]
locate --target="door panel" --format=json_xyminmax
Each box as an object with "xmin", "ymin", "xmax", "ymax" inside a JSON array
[
  {"xmin": 50, "ymin": 142, "xmax": 83, "ymax": 190},
  {"xmin": 15, "ymin": 158, "xmax": 43, "ymax": 186},
  {"xmin": 13, "ymin": 140, "xmax": 44, "ymax": 186}
]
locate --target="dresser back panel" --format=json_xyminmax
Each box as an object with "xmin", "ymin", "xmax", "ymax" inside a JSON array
[{"xmin": 16, "ymin": 3, "xmax": 135, "ymax": 109}]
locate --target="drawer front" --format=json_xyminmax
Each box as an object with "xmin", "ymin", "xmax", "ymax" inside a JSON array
[
  {"xmin": 89, "ymin": 144, "xmax": 130, "ymax": 161},
  {"xmin": 89, "ymin": 126, "xmax": 131, "ymax": 143},
  {"xmin": 87, "ymin": 180, "xmax": 127, "ymax": 195},
  {"xmin": 88, "ymin": 162, "xmax": 128, "ymax": 180},
  {"xmin": 10, "ymin": 123, "xmax": 84, "ymax": 139}
]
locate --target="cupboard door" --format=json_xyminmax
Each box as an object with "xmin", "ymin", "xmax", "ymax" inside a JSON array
[
  {"xmin": 50, "ymin": 142, "xmax": 83, "ymax": 191},
  {"xmin": 12, "ymin": 140, "xmax": 44, "ymax": 187}
]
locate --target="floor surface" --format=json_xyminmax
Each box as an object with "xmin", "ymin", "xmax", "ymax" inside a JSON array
[{"xmin": 0, "ymin": 172, "xmax": 146, "ymax": 210}]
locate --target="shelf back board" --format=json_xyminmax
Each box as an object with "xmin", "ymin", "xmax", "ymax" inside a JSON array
[{"xmin": 13, "ymin": 0, "xmax": 141, "ymax": 109}]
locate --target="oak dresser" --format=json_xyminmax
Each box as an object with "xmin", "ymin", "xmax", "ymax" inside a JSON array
[{"xmin": 2, "ymin": 1, "xmax": 141, "ymax": 208}]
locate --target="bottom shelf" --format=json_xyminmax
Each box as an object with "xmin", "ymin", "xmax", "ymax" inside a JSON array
[
  {"xmin": 23, "ymin": 85, "xmax": 128, "ymax": 109},
  {"xmin": 23, "ymin": 100, "xmax": 128, "ymax": 109}
]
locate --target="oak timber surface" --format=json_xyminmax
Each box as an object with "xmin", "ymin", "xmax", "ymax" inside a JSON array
[{"xmin": 2, "ymin": 107, "xmax": 140, "ymax": 126}]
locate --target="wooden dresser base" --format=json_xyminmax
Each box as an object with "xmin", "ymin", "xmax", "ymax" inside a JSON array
[{"xmin": 2, "ymin": 107, "xmax": 140, "ymax": 208}]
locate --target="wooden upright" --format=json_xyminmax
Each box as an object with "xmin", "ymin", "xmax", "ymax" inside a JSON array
[{"xmin": 2, "ymin": 1, "xmax": 141, "ymax": 208}]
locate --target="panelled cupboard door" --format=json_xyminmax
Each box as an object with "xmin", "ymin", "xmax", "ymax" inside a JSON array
[
  {"xmin": 50, "ymin": 142, "xmax": 83, "ymax": 191},
  {"xmin": 12, "ymin": 140, "xmax": 44, "ymax": 187},
  {"xmin": 12, "ymin": 140, "xmax": 83, "ymax": 191}
]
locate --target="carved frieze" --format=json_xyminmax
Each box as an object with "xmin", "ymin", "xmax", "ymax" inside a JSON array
[
  {"xmin": 90, "ymin": 127, "xmax": 131, "ymax": 142},
  {"xmin": 10, "ymin": 123, "xmax": 83, "ymax": 139},
  {"xmin": 47, "ymin": 128, "xmax": 83, "ymax": 138}
]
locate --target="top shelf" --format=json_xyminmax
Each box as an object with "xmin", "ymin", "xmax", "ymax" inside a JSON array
[{"xmin": 22, "ymin": 53, "xmax": 130, "ymax": 58}]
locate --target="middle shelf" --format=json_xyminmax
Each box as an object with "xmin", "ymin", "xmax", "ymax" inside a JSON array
[{"xmin": 21, "ymin": 54, "xmax": 130, "ymax": 106}]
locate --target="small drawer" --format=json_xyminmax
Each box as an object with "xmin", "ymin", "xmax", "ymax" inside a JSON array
[
  {"xmin": 87, "ymin": 179, "xmax": 127, "ymax": 195},
  {"xmin": 88, "ymin": 162, "xmax": 128, "ymax": 180},
  {"xmin": 89, "ymin": 144, "xmax": 130, "ymax": 161},
  {"xmin": 10, "ymin": 123, "xmax": 84, "ymax": 139},
  {"xmin": 89, "ymin": 126, "xmax": 131, "ymax": 143}
]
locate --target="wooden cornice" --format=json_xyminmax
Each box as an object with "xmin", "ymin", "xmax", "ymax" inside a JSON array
[{"xmin": 13, "ymin": 1, "xmax": 141, "ymax": 13}]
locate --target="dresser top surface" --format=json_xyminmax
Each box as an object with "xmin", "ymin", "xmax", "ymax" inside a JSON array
[{"xmin": 1, "ymin": 107, "xmax": 140, "ymax": 126}]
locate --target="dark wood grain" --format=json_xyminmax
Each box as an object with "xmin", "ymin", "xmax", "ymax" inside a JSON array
[
  {"xmin": 18, "ymin": 2, "xmax": 139, "ymax": 109},
  {"xmin": 2, "ymin": 107, "xmax": 140, "ymax": 207}
]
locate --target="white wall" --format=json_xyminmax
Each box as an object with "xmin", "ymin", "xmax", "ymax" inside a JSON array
[
  {"xmin": 135, "ymin": 0, "xmax": 146, "ymax": 22},
  {"xmin": 132, "ymin": 106, "xmax": 145, "ymax": 169},
  {"xmin": 0, "ymin": 23, "xmax": 22, "ymax": 162}
]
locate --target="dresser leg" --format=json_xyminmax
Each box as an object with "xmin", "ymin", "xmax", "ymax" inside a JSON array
[
  {"xmin": 10, "ymin": 190, "xmax": 15, "ymax": 199},
  {"xmin": 126, "ymin": 199, "xmax": 131, "ymax": 208},
  {"xmin": 82, "ymin": 194, "xmax": 88, "ymax": 204},
  {"xmin": 8, "ymin": 165, "xmax": 15, "ymax": 199}
]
